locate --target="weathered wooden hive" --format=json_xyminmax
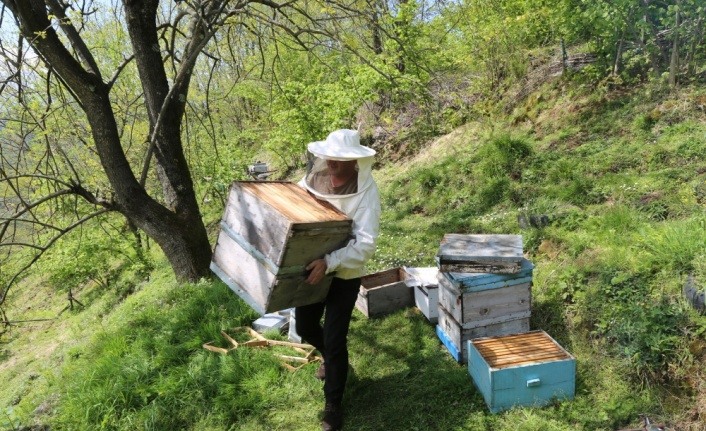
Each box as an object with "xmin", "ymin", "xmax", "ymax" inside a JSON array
[
  {"xmin": 211, "ymin": 181, "xmax": 352, "ymax": 315},
  {"xmin": 355, "ymin": 267, "xmax": 415, "ymax": 318},
  {"xmin": 467, "ymin": 330, "xmax": 575, "ymax": 413},
  {"xmin": 434, "ymin": 234, "xmax": 532, "ymax": 363},
  {"xmin": 436, "ymin": 234, "xmax": 524, "ymax": 274},
  {"xmin": 436, "ymin": 259, "xmax": 533, "ymax": 363}
]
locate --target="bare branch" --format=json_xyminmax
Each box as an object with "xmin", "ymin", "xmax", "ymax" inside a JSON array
[
  {"xmin": 0, "ymin": 174, "xmax": 73, "ymax": 188},
  {"xmin": 106, "ymin": 54, "xmax": 135, "ymax": 90},
  {"xmin": 1, "ymin": 241, "xmax": 45, "ymax": 250},
  {"xmin": 139, "ymin": 0, "xmax": 233, "ymax": 186},
  {"xmin": 0, "ymin": 208, "xmax": 110, "ymax": 307},
  {"xmin": 0, "ymin": 217, "xmax": 66, "ymax": 232},
  {"xmin": 45, "ymin": 0, "xmax": 102, "ymax": 77},
  {"xmin": 67, "ymin": 178, "xmax": 113, "ymax": 208},
  {"xmin": 0, "ymin": 189, "xmax": 72, "ymax": 237}
]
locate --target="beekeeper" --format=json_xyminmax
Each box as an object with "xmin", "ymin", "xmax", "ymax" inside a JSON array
[{"xmin": 296, "ymin": 128, "xmax": 381, "ymax": 431}]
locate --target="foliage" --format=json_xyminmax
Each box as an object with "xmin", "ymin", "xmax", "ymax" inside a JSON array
[
  {"xmin": 574, "ymin": 265, "xmax": 690, "ymax": 381},
  {"xmin": 40, "ymin": 216, "xmax": 154, "ymax": 296},
  {"xmin": 4, "ymin": 0, "xmax": 703, "ymax": 302},
  {"xmin": 569, "ymin": 0, "xmax": 706, "ymax": 82}
]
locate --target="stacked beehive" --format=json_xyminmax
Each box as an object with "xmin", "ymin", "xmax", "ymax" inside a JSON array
[
  {"xmin": 211, "ymin": 181, "xmax": 352, "ymax": 315},
  {"xmin": 435, "ymin": 234, "xmax": 532, "ymax": 363}
]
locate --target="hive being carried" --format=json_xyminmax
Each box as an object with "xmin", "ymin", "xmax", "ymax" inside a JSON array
[{"xmin": 211, "ymin": 181, "xmax": 352, "ymax": 315}]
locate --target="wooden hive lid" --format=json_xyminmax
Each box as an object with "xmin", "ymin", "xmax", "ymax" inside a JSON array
[
  {"xmin": 235, "ymin": 181, "xmax": 349, "ymax": 224},
  {"xmin": 471, "ymin": 330, "xmax": 573, "ymax": 369},
  {"xmin": 437, "ymin": 234, "xmax": 524, "ymax": 263}
]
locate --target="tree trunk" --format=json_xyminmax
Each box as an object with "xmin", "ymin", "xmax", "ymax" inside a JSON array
[
  {"xmin": 68, "ymin": 71, "xmax": 212, "ymax": 283},
  {"xmin": 372, "ymin": 9, "xmax": 383, "ymax": 55},
  {"xmin": 6, "ymin": 0, "xmax": 212, "ymax": 282},
  {"xmin": 669, "ymin": 2, "xmax": 680, "ymax": 88},
  {"xmin": 394, "ymin": 0, "xmax": 409, "ymax": 73},
  {"xmin": 122, "ymin": 1, "xmax": 213, "ymax": 279},
  {"xmin": 686, "ymin": 14, "xmax": 703, "ymax": 76},
  {"xmin": 613, "ymin": 31, "xmax": 625, "ymax": 76},
  {"xmin": 640, "ymin": 0, "xmax": 664, "ymax": 77},
  {"xmin": 561, "ymin": 38, "xmax": 568, "ymax": 73}
]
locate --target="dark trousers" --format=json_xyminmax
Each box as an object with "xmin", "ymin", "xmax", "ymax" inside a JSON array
[{"xmin": 295, "ymin": 277, "xmax": 360, "ymax": 405}]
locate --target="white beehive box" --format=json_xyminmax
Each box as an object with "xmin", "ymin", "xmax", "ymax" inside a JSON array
[{"xmin": 405, "ymin": 266, "xmax": 440, "ymax": 323}]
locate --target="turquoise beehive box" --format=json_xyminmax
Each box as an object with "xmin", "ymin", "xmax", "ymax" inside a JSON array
[
  {"xmin": 467, "ymin": 331, "xmax": 576, "ymax": 413},
  {"xmin": 436, "ymin": 259, "xmax": 534, "ymax": 363},
  {"xmin": 438, "ymin": 258, "xmax": 534, "ymax": 292}
]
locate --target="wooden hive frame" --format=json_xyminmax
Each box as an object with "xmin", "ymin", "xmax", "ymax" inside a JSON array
[
  {"xmin": 470, "ymin": 330, "xmax": 573, "ymax": 369},
  {"xmin": 203, "ymin": 327, "xmax": 322, "ymax": 371}
]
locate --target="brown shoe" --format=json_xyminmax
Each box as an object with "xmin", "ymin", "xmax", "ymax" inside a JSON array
[
  {"xmin": 315, "ymin": 363, "xmax": 325, "ymax": 381},
  {"xmin": 321, "ymin": 402, "xmax": 342, "ymax": 431}
]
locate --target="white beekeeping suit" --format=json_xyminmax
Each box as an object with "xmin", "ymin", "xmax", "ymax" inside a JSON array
[{"xmin": 299, "ymin": 129, "xmax": 381, "ymax": 279}]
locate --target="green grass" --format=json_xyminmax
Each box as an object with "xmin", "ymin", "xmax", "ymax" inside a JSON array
[
  {"xmin": 3, "ymin": 80, "xmax": 706, "ymax": 430},
  {"xmin": 1, "ymin": 272, "xmax": 661, "ymax": 431}
]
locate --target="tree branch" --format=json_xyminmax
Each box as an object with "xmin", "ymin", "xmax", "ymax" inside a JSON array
[
  {"xmin": 0, "ymin": 208, "xmax": 110, "ymax": 307},
  {"xmin": 139, "ymin": 0, "xmax": 233, "ymax": 186},
  {"xmin": 45, "ymin": 0, "xmax": 102, "ymax": 77},
  {"xmin": 106, "ymin": 54, "xmax": 135, "ymax": 90}
]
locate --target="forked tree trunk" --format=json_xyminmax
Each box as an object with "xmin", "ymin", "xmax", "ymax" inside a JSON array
[
  {"xmin": 6, "ymin": 0, "xmax": 213, "ymax": 282},
  {"xmin": 66, "ymin": 70, "xmax": 213, "ymax": 282}
]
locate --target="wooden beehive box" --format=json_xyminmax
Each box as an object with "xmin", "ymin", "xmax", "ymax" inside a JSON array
[
  {"xmin": 467, "ymin": 330, "xmax": 575, "ymax": 413},
  {"xmin": 355, "ymin": 267, "xmax": 415, "ymax": 318},
  {"xmin": 437, "ymin": 234, "xmax": 524, "ymax": 274},
  {"xmin": 437, "ymin": 307, "xmax": 530, "ymax": 363},
  {"xmin": 405, "ymin": 267, "xmax": 440, "ymax": 323},
  {"xmin": 436, "ymin": 259, "xmax": 533, "ymax": 362},
  {"xmin": 211, "ymin": 181, "xmax": 352, "ymax": 315},
  {"xmin": 437, "ymin": 259, "xmax": 533, "ymax": 328}
]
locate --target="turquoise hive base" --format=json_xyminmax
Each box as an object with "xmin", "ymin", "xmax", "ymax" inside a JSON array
[{"xmin": 467, "ymin": 331, "xmax": 576, "ymax": 413}]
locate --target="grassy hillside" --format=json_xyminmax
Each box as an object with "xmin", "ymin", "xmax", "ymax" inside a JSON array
[{"xmin": 2, "ymin": 78, "xmax": 706, "ymax": 430}]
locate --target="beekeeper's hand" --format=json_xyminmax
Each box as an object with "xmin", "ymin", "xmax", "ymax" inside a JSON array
[{"xmin": 305, "ymin": 259, "xmax": 327, "ymax": 285}]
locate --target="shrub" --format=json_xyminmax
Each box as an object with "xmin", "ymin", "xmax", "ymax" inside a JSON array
[
  {"xmin": 632, "ymin": 111, "xmax": 659, "ymax": 132},
  {"xmin": 639, "ymin": 218, "xmax": 706, "ymax": 273},
  {"xmin": 475, "ymin": 135, "xmax": 533, "ymax": 180},
  {"xmin": 567, "ymin": 266, "xmax": 688, "ymax": 382}
]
